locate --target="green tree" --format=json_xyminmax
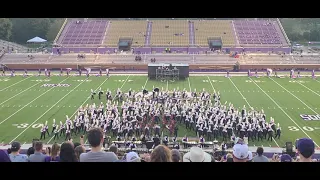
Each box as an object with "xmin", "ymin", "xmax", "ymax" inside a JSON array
[
  {"xmin": 46, "ymin": 19, "xmax": 64, "ymax": 42},
  {"xmin": 10, "ymin": 18, "xmax": 51, "ymax": 43},
  {"xmin": 0, "ymin": 18, "xmax": 13, "ymax": 40}
]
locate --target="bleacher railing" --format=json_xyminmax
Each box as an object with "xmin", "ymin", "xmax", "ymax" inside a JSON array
[
  {"xmin": 54, "ymin": 18, "xmax": 68, "ymax": 44},
  {"xmin": 276, "ymin": 18, "xmax": 291, "ymax": 46}
]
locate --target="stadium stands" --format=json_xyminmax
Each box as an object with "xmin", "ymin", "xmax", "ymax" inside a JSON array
[
  {"xmin": 58, "ymin": 20, "xmax": 108, "ymax": 46},
  {"xmin": 51, "ymin": 19, "xmax": 291, "ymax": 54},
  {"xmin": 233, "ymin": 20, "xmax": 285, "ymax": 45},
  {"xmin": 0, "ymin": 39, "xmax": 28, "ymax": 52},
  {"xmin": 193, "ymin": 20, "xmax": 236, "ymax": 47},
  {"xmin": 103, "ymin": 20, "xmax": 147, "ymax": 47},
  {"xmin": 150, "ymin": 20, "xmax": 189, "ymax": 47}
]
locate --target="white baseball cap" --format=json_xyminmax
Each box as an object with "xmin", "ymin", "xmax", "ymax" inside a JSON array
[
  {"xmin": 233, "ymin": 143, "xmax": 249, "ymax": 160},
  {"xmin": 126, "ymin": 152, "xmax": 141, "ymax": 162}
]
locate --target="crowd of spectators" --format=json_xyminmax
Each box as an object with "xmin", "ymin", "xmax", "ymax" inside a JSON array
[{"xmin": 0, "ymin": 128, "xmax": 317, "ymax": 162}]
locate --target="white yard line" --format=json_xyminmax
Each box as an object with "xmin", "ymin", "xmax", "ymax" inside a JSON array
[
  {"xmin": 295, "ymin": 80, "xmax": 320, "ymax": 98},
  {"xmin": 47, "ymin": 78, "xmax": 110, "ymax": 144},
  {"xmin": 269, "ymin": 77, "xmax": 319, "ymax": 114},
  {"xmin": 207, "ymin": 76, "xmax": 216, "ymax": 93},
  {"xmin": 250, "ymin": 77, "xmax": 319, "ymax": 147},
  {"xmin": 228, "ymin": 78, "xmax": 252, "ymax": 108},
  {"xmin": 166, "ymin": 80, "xmax": 169, "ymax": 91},
  {"xmin": 187, "ymin": 77, "xmax": 192, "ymax": 92},
  {"xmin": 0, "ymin": 76, "xmax": 32, "ymax": 91},
  {"xmin": 10, "ymin": 78, "xmax": 87, "ymax": 144},
  {"xmin": 120, "ymin": 75, "xmax": 130, "ymax": 89},
  {"xmin": 229, "ymin": 78, "xmax": 280, "ymax": 147},
  {"xmin": 0, "ymin": 82, "xmax": 42, "ymax": 107},
  {"xmin": 0, "ymin": 77, "xmax": 70, "ymax": 125},
  {"xmin": 143, "ymin": 77, "xmax": 149, "ymax": 89}
]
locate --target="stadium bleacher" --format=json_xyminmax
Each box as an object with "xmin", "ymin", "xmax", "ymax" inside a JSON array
[
  {"xmin": 193, "ymin": 20, "xmax": 236, "ymax": 47},
  {"xmin": 58, "ymin": 20, "xmax": 108, "ymax": 46},
  {"xmin": 103, "ymin": 20, "xmax": 147, "ymax": 47},
  {"xmin": 233, "ymin": 20, "xmax": 285, "ymax": 45},
  {"xmin": 150, "ymin": 20, "xmax": 189, "ymax": 47}
]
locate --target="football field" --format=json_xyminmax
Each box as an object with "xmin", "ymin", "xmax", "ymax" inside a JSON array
[{"xmin": 0, "ymin": 73, "xmax": 320, "ymax": 149}]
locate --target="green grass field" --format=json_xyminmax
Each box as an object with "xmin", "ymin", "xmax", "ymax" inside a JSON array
[{"xmin": 1, "ymin": 73, "xmax": 320, "ymax": 149}]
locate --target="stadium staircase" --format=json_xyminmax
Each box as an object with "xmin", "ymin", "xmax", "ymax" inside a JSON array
[
  {"xmin": 54, "ymin": 18, "xmax": 69, "ymax": 44},
  {"xmin": 276, "ymin": 18, "xmax": 291, "ymax": 46},
  {"xmin": 188, "ymin": 21, "xmax": 195, "ymax": 46},
  {"xmin": 144, "ymin": 21, "xmax": 152, "ymax": 47}
]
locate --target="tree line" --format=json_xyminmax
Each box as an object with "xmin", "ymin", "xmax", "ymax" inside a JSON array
[{"xmin": 0, "ymin": 18, "xmax": 64, "ymax": 44}]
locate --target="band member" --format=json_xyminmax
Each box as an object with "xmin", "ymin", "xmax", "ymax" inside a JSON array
[
  {"xmin": 199, "ymin": 135, "xmax": 205, "ymax": 148},
  {"xmin": 11, "ymin": 70, "xmax": 15, "ymax": 77},
  {"xmin": 106, "ymin": 69, "xmax": 109, "ymax": 78},
  {"xmin": 255, "ymin": 70, "xmax": 258, "ymax": 78},
  {"xmin": 24, "ymin": 69, "xmax": 28, "ymax": 77},
  {"xmin": 60, "ymin": 68, "xmax": 63, "ymax": 76},
  {"xmin": 53, "ymin": 125, "xmax": 59, "ymax": 140},
  {"xmin": 274, "ymin": 123, "xmax": 281, "ymax": 139},
  {"xmin": 182, "ymin": 135, "xmax": 188, "ymax": 149},
  {"xmin": 38, "ymin": 69, "xmax": 41, "ymax": 76},
  {"xmin": 78, "ymin": 69, "xmax": 82, "ymax": 76},
  {"xmin": 1, "ymin": 67, "xmax": 5, "ymax": 76},
  {"xmin": 98, "ymin": 88, "xmax": 103, "ymax": 100},
  {"xmin": 99, "ymin": 69, "xmax": 102, "ymax": 76},
  {"xmin": 66, "ymin": 69, "xmax": 70, "ymax": 76},
  {"xmin": 86, "ymin": 69, "xmax": 89, "ymax": 77},
  {"xmin": 267, "ymin": 125, "xmax": 273, "ymax": 142},
  {"xmin": 162, "ymin": 135, "xmax": 169, "ymax": 146},
  {"xmin": 51, "ymin": 119, "xmax": 56, "ymax": 135},
  {"xmin": 40, "ymin": 125, "xmax": 46, "ymax": 140},
  {"xmin": 45, "ymin": 69, "xmax": 48, "ymax": 77},
  {"xmin": 297, "ymin": 70, "xmax": 301, "ymax": 78},
  {"xmin": 312, "ymin": 69, "xmax": 315, "ymax": 79},
  {"xmin": 290, "ymin": 69, "xmax": 294, "ymax": 78},
  {"xmin": 44, "ymin": 121, "xmax": 50, "ymax": 136},
  {"xmin": 48, "ymin": 69, "xmax": 51, "ymax": 77},
  {"xmin": 248, "ymin": 69, "xmax": 251, "ymax": 77},
  {"xmin": 226, "ymin": 70, "xmax": 230, "ymax": 78},
  {"xmin": 91, "ymin": 89, "xmax": 96, "ymax": 100},
  {"xmin": 65, "ymin": 126, "xmax": 71, "ymax": 141}
]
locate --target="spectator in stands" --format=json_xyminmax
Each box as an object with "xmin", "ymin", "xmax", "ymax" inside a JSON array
[
  {"xmin": 60, "ymin": 142, "xmax": 77, "ymax": 162},
  {"xmin": 271, "ymin": 153, "xmax": 280, "ymax": 162},
  {"xmin": 9, "ymin": 142, "xmax": 28, "ymax": 162},
  {"xmin": 0, "ymin": 149, "xmax": 11, "ymax": 162},
  {"xmin": 126, "ymin": 152, "xmax": 141, "ymax": 162},
  {"xmin": 252, "ymin": 147, "xmax": 269, "ymax": 162},
  {"xmin": 280, "ymin": 154, "xmax": 292, "ymax": 162},
  {"xmin": 7, "ymin": 148, "xmax": 11, "ymax": 154},
  {"xmin": 247, "ymin": 151, "xmax": 253, "ymax": 162},
  {"xmin": 75, "ymin": 145, "xmax": 86, "ymax": 162},
  {"xmin": 226, "ymin": 153, "xmax": 233, "ymax": 162},
  {"xmin": 45, "ymin": 143, "xmax": 60, "ymax": 162},
  {"xmin": 109, "ymin": 145, "xmax": 118, "ymax": 156},
  {"xmin": 28, "ymin": 141, "xmax": 46, "ymax": 162},
  {"xmin": 151, "ymin": 145, "xmax": 172, "ymax": 162},
  {"xmin": 73, "ymin": 142, "xmax": 81, "ymax": 149},
  {"xmin": 80, "ymin": 128, "xmax": 118, "ymax": 162},
  {"xmin": 27, "ymin": 147, "xmax": 35, "ymax": 157},
  {"xmin": 232, "ymin": 143, "xmax": 249, "ymax": 162},
  {"xmin": 183, "ymin": 147, "xmax": 212, "ymax": 162},
  {"xmin": 171, "ymin": 149, "xmax": 181, "ymax": 162},
  {"xmin": 297, "ymin": 138, "xmax": 315, "ymax": 162}
]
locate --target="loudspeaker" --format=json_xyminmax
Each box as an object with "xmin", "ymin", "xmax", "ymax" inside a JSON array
[{"xmin": 286, "ymin": 142, "xmax": 293, "ymax": 152}]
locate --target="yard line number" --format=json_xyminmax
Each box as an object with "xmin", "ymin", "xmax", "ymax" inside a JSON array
[
  {"xmin": 288, "ymin": 126, "xmax": 314, "ymax": 132},
  {"xmin": 202, "ymin": 80, "xmax": 222, "ymax": 83},
  {"xmin": 13, "ymin": 123, "xmax": 43, "ymax": 129},
  {"xmin": 245, "ymin": 80, "xmax": 264, "ymax": 83}
]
